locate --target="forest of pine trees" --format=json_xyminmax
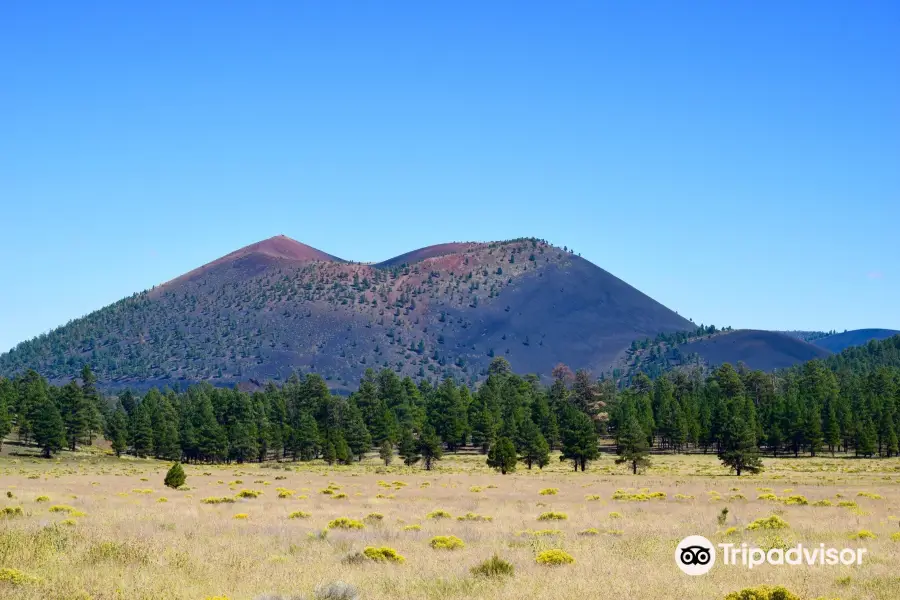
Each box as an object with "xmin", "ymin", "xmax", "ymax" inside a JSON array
[{"xmin": 1, "ymin": 336, "xmax": 898, "ymax": 470}]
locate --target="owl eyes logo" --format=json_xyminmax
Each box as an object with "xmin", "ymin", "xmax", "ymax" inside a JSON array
[
  {"xmin": 680, "ymin": 545, "xmax": 712, "ymax": 565},
  {"xmin": 675, "ymin": 536, "xmax": 716, "ymax": 575}
]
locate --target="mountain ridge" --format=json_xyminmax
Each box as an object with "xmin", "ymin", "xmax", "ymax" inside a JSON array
[{"xmin": 0, "ymin": 236, "xmax": 694, "ymax": 389}]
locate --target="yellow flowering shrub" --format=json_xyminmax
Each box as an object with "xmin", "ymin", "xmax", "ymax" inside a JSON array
[
  {"xmin": 430, "ymin": 535, "xmax": 465, "ymax": 550},
  {"xmin": 363, "ymin": 546, "xmax": 405, "ymax": 563},
  {"xmin": 535, "ymin": 549, "xmax": 574, "ymax": 565}
]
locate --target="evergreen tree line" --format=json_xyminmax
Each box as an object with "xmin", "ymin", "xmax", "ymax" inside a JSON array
[{"xmin": 1, "ymin": 336, "xmax": 898, "ymax": 470}]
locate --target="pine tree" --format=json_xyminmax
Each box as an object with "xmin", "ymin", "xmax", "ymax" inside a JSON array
[
  {"xmin": 322, "ymin": 440, "xmax": 337, "ymax": 465},
  {"xmin": 805, "ymin": 401, "xmax": 823, "ymax": 457},
  {"xmin": 164, "ymin": 462, "xmax": 186, "ymax": 489},
  {"xmin": 344, "ymin": 402, "xmax": 372, "ymax": 461},
  {"xmin": 379, "ymin": 439, "xmax": 393, "ymax": 466},
  {"xmin": 486, "ymin": 436, "xmax": 517, "ymax": 474},
  {"xmin": 108, "ymin": 404, "xmax": 128, "ymax": 457},
  {"xmin": 31, "ymin": 395, "xmax": 65, "ymax": 458},
  {"xmin": 152, "ymin": 393, "xmax": 182, "ymax": 460},
  {"xmin": 468, "ymin": 397, "xmax": 496, "ymax": 454},
  {"xmin": 718, "ymin": 414, "xmax": 764, "ymax": 476},
  {"xmin": 559, "ymin": 406, "xmax": 599, "ymax": 471},
  {"xmin": 0, "ymin": 378, "xmax": 14, "ymax": 450},
  {"xmin": 878, "ymin": 405, "xmax": 897, "ymax": 457},
  {"xmin": 131, "ymin": 401, "xmax": 154, "ymax": 458},
  {"xmin": 80, "ymin": 365, "xmax": 105, "ymax": 444},
  {"xmin": 615, "ymin": 414, "xmax": 651, "ymax": 474},
  {"xmin": 296, "ymin": 411, "xmax": 320, "ymax": 461},
  {"xmin": 194, "ymin": 395, "xmax": 226, "ymax": 462},
  {"xmin": 59, "ymin": 379, "xmax": 88, "ymax": 451},
  {"xmin": 333, "ymin": 431, "xmax": 352, "ymax": 465},
  {"xmin": 520, "ymin": 420, "xmax": 549, "ymax": 469},
  {"xmin": 398, "ymin": 428, "xmax": 420, "ymax": 466},
  {"xmin": 823, "ymin": 400, "xmax": 841, "ymax": 456},
  {"xmin": 418, "ymin": 426, "xmax": 443, "ymax": 470},
  {"xmin": 857, "ymin": 416, "xmax": 877, "ymax": 457}
]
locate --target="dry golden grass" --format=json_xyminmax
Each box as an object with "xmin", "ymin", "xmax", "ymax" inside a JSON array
[{"xmin": 0, "ymin": 452, "xmax": 898, "ymax": 599}]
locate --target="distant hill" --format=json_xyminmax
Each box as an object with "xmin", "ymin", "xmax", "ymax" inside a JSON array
[
  {"xmin": 677, "ymin": 329, "xmax": 832, "ymax": 372},
  {"xmin": 0, "ymin": 236, "xmax": 693, "ymax": 390},
  {"xmin": 776, "ymin": 330, "xmax": 835, "ymax": 343},
  {"xmin": 811, "ymin": 329, "xmax": 900, "ymax": 354}
]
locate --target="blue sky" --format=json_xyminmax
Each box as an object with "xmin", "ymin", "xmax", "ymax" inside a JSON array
[{"xmin": 1, "ymin": 1, "xmax": 898, "ymax": 353}]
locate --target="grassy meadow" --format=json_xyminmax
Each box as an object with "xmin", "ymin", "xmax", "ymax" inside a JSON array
[{"xmin": 0, "ymin": 450, "xmax": 898, "ymax": 600}]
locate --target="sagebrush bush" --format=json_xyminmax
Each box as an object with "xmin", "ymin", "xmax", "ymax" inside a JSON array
[
  {"xmin": 430, "ymin": 535, "xmax": 465, "ymax": 550},
  {"xmin": 537, "ymin": 511, "xmax": 568, "ymax": 521},
  {"xmin": 233, "ymin": 513, "xmax": 249, "ymax": 519},
  {"xmin": 585, "ymin": 494, "xmax": 601, "ymax": 501},
  {"xmin": 535, "ymin": 549, "xmax": 575, "ymax": 566},
  {"xmin": 314, "ymin": 581, "xmax": 359, "ymax": 600},
  {"xmin": 363, "ymin": 546, "xmax": 405, "ymax": 563},
  {"xmin": 341, "ymin": 551, "xmax": 367, "ymax": 565},
  {"xmin": 0, "ymin": 567, "xmax": 40, "ymax": 585},
  {"xmin": 327, "ymin": 517, "xmax": 364, "ymax": 530},
  {"xmin": 612, "ymin": 489, "xmax": 666, "ymax": 501},
  {"xmin": 857, "ymin": 491, "xmax": 883, "ymax": 500},
  {"xmin": 1, "ymin": 506, "xmax": 24, "ymax": 517},
  {"xmin": 471, "ymin": 554, "xmax": 514, "ymax": 578},
  {"xmin": 202, "ymin": 497, "xmax": 235, "ymax": 504},
  {"xmin": 288, "ymin": 511, "xmax": 310, "ymax": 519},
  {"xmin": 48, "ymin": 505, "xmax": 84, "ymax": 516},
  {"xmin": 746, "ymin": 515, "xmax": 790, "ymax": 531},
  {"xmin": 518, "ymin": 529, "xmax": 562, "ymax": 537},
  {"xmin": 851, "ymin": 530, "xmax": 876, "ymax": 540},
  {"xmin": 236, "ymin": 489, "xmax": 262, "ymax": 499},
  {"xmin": 782, "ymin": 495, "xmax": 808, "ymax": 506},
  {"xmin": 723, "ymin": 585, "xmax": 800, "ymax": 600},
  {"xmin": 539, "ymin": 488, "xmax": 558, "ymax": 495},
  {"xmin": 812, "ymin": 499, "xmax": 834, "ymax": 507},
  {"xmin": 402, "ymin": 524, "xmax": 421, "ymax": 531},
  {"xmin": 578, "ymin": 528, "xmax": 600, "ymax": 536},
  {"xmin": 365, "ymin": 512, "xmax": 384, "ymax": 522},
  {"xmin": 426, "ymin": 509, "xmax": 452, "ymax": 519},
  {"xmin": 457, "ymin": 512, "xmax": 492, "ymax": 522},
  {"xmin": 35, "ymin": 495, "xmax": 50, "ymax": 502}
]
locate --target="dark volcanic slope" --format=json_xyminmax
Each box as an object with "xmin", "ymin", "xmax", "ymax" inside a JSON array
[
  {"xmin": 812, "ymin": 329, "xmax": 900, "ymax": 354},
  {"xmin": 0, "ymin": 237, "xmax": 693, "ymax": 390},
  {"xmin": 679, "ymin": 329, "xmax": 832, "ymax": 371}
]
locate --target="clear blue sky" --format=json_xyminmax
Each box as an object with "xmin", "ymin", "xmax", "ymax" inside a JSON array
[{"xmin": 2, "ymin": 1, "xmax": 898, "ymax": 353}]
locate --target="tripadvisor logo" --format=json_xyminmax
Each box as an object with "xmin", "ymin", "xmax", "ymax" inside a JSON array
[
  {"xmin": 676, "ymin": 535, "xmax": 716, "ymax": 575},
  {"xmin": 675, "ymin": 536, "xmax": 867, "ymax": 575}
]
